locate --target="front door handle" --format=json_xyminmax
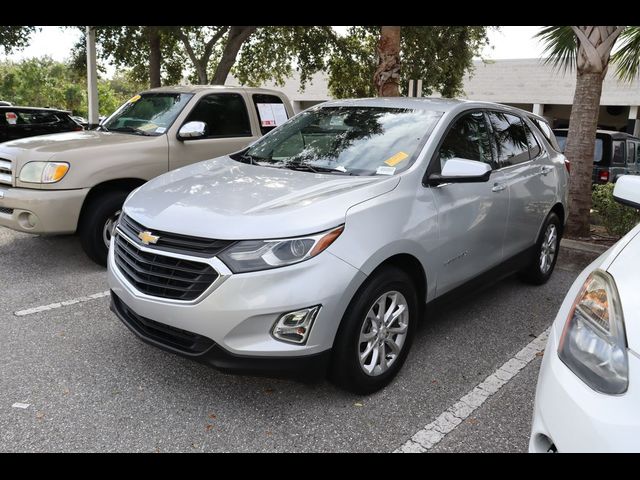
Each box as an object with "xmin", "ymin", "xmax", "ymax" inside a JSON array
[
  {"xmin": 540, "ymin": 166, "xmax": 553, "ymax": 176},
  {"xmin": 492, "ymin": 183, "xmax": 507, "ymax": 193}
]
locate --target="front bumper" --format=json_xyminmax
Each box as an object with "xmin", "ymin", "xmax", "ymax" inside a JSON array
[
  {"xmin": 530, "ymin": 313, "xmax": 640, "ymax": 453},
  {"xmin": 107, "ymin": 232, "xmax": 367, "ymax": 370},
  {"xmin": 0, "ymin": 186, "xmax": 88, "ymax": 234}
]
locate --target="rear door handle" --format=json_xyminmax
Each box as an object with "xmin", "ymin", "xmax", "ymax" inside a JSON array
[
  {"xmin": 540, "ymin": 166, "xmax": 553, "ymax": 176},
  {"xmin": 492, "ymin": 183, "xmax": 507, "ymax": 192}
]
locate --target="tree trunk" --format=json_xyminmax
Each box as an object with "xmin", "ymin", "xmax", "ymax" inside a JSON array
[
  {"xmin": 148, "ymin": 26, "xmax": 161, "ymax": 88},
  {"xmin": 565, "ymin": 71, "xmax": 604, "ymax": 238},
  {"xmin": 211, "ymin": 26, "xmax": 256, "ymax": 85},
  {"xmin": 373, "ymin": 26, "xmax": 401, "ymax": 96}
]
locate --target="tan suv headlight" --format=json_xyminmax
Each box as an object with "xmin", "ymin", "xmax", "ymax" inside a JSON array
[{"xmin": 19, "ymin": 162, "xmax": 70, "ymax": 184}]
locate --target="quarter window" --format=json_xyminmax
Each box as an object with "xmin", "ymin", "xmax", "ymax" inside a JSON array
[
  {"xmin": 183, "ymin": 93, "xmax": 251, "ymax": 138},
  {"xmin": 487, "ymin": 112, "xmax": 530, "ymax": 167},
  {"xmin": 524, "ymin": 122, "xmax": 542, "ymax": 159},
  {"xmin": 437, "ymin": 111, "xmax": 496, "ymax": 170}
]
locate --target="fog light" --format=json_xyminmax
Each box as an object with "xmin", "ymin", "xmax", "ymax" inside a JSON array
[{"xmin": 272, "ymin": 306, "xmax": 321, "ymax": 344}]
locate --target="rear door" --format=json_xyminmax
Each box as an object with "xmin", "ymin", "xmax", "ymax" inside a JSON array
[
  {"xmin": 168, "ymin": 92, "xmax": 260, "ymax": 170},
  {"xmin": 487, "ymin": 111, "xmax": 557, "ymax": 259}
]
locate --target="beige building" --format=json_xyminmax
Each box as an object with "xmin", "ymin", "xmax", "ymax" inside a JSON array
[{"xmin": 228, "ymin": 59, "xmax": 640, "ymax": 136}]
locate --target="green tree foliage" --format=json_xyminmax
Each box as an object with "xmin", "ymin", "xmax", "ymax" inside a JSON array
[
  {"xmin": 593, "ymin": 183, "xmax": 640, "ymax": 237},
  {"xmin": 327, "ymin": 26, "xmax": 491, "ymax": 98},
  {"xmin": 0, "ymin": 26, "xmax": 38, "ymax": 54},
  {"xmin": 0, "ymin": 57, "xmax": 146, "ymax": 117}
]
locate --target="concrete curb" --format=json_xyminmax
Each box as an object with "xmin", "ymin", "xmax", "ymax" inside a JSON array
[{"xmin": 560, "ymin": 238, "xmax": 610, "ymax": 255}]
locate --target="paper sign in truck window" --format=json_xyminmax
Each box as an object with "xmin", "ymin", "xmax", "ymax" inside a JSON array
[
  {"xmin": 257, "ymin": 103, "xmax": 288, "ymax": 127},
  {"xmin": 5, "ymin": 112, "xmax": 17, "ymax": 125}
]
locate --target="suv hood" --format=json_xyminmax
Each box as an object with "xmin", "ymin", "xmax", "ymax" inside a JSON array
[
  {"xmin": 124, "ymin": 156, "xmax": 400, "ymax": 239},
  {"xmin": 0, "ymin": 130, "xmax": 159, "ymax": 165}
]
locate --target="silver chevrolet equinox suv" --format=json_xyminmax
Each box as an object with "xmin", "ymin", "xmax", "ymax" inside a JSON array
[{"xmin": 107, "ymin": 98, "xmax": 569, "ymax": 394}]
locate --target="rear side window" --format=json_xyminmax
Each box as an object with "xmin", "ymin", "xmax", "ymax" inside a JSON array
[
  {"xmin": 612, "ymin": 140, "xmax": 625, "ymax": 165},
  {"xmin": 252, "ymin": 94, "xmax": 289, "ymax": 135},
  {"xmin": 183, "ymin": 93, "xmax": 251, "ymax": 138},
  {"xmin": 530, "ymin": 117, "xmax": 561, "ymax": 151},
  {"xmin": 487, "ymin": 112, "xmax": 530, "ymax": 167},
  {"xmin": 556, "ymin": 134, "xmax": 605, "ymax": 163}
]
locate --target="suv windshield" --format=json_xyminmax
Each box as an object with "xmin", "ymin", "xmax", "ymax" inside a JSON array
[
  {"xmin": 102, "ymin": 92, "xmax": 193, "ymax": 136},
  {"xmin": 239, "ymin": 106, "xmax": 443, "ymax": 175}
]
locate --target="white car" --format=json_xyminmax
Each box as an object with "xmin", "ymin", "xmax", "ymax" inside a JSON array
[{"xmin": 530, "ymin": 175, "xmax": 640, "ymax": 452}]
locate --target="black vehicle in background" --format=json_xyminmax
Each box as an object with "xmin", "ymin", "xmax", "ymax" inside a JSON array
[
  {"xmin": 554, "ymin": 128, "xmax": 640, "ymax": 184},
  {"xmin": 1, "ymin": 106, "xmax": 83, "ymax": 143}
]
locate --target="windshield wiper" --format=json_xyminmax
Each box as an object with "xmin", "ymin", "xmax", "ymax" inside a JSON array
[
  {"xmin": 109, "ymin": 126, "xmax": 153, "ymax": 136},
  {"xmin": 283, "ymin": 163, "xmax": 353, "ymax": 175},
  {"xmin": 236, "ymin": 153, "xmax": 268, "ymax": 165}
]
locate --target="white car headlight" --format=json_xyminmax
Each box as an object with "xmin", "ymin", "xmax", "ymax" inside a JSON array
[
  {"xmin": 19, "ymin": 162, "xmax": 70, "ymax": 184},
  {"xmin": 558, "ymin": 269, "xmax": 628, "ymax": 395},
  {"xmin": 218, "ymin": 225, "xmax": 344, "ymax": 273}
]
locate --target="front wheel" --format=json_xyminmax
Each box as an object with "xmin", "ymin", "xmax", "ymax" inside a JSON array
[
  {"xmin": 78, "ymin": 190, "xmax": 129, "ymax": 267},
  {"xmin": 329, "ymin": 266, "xmax": 418, "ymax": 394},
  {"xmin": 518, "ymin": 212, "xmax": 561, "ymax": 285}
]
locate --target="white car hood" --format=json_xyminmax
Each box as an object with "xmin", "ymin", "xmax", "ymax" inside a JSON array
[{"xmin": 123, "ymin": 156, "xmax": 400, "ymax": 239}]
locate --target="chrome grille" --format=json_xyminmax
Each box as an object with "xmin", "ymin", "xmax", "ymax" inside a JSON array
[
  {"xmin": 114, "ymin": 233, "xmax": 219, "ymax": 301},
  {"xmin": 118, "ymin": 214, "xmax": 235, "ymax": 258},
  {"xmin": 0, "ymin": 159, "xmax": 11, "ymax": 186}
]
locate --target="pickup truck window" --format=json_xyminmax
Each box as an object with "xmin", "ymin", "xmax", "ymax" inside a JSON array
[
  {"xmin": 183, "ymin": 93, "xmax": 252, "ymax": 138},
  {"xmin": 102, "ymin": 93, "xmax": 193, "ymax": 136},
  {"xmin": 252, "ymin": 94, "xmax": 289, "ymax": 136}
]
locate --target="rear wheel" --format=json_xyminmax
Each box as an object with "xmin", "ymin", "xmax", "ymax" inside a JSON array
[
  {"xmin": 519, "ymin": 212, "xmax": 561, "ymax": 285},
  {"xmin": 78, "ymin": 190, "xmax": 129, "ymax": 267},
  {"xmin": 329, "ymin": 266, "xmax": 418, "ymax": 394}
]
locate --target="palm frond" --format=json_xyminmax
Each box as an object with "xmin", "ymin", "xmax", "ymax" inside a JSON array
[
  {"xmin": 535, "ymin": 26, "xmax": 576, "ymax": 73},
  {"xmin": 612, "ymin": 26, "xmax": 640, "ymax": 83}
]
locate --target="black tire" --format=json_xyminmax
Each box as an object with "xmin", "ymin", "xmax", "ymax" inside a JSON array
[
  {"xmin": 518, "ymin": 212, "xmax": 562, "ymax": 285},
  {"xmin": 329, "ymin": 265, "xmax": 418, "ymax": 395},
  {"xmin": 78, "ymin": 190, "xmax": 129, "ymax": 267}
]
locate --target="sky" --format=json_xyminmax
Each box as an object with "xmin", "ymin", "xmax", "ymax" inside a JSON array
[{"xmin": 1, "ymin": 26, "xmax": 546, "ymax": 76}]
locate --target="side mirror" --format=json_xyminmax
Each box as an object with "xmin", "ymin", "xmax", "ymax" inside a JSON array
[
  {"xmin": 428, "ymin": 158, "xmax": 492, "ymax": 186},
  {"xmin": 178, "ymin": 121, "xmax": 207, "ymax": 140},
  {"xmin": 613, "ymin": 175, "xmax": 640, "ymax": 210}
]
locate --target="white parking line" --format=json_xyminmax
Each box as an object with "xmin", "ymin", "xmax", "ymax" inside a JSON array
[
  {"xmin": 14, "ymin": 291, "xmax": 110, "ymax": 317},
  {"xmin": 394, "ymin": 327, "xmax": 550, "ymax": 453}
]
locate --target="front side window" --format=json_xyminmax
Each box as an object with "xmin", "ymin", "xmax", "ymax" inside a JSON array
[
  {"xmin": 488, "ymin": 112, "xmax": 530, "ymax": 167},
  {"xmin": 102, "ymin": 92, "xmax": 193, "ymax": 136},
  {"xmin": 612, "ymin": 140, "xmax": 625, "ymax": 165},
  {"xmin": 239, "ymin": 106, "xmax": 443, "ymax": 176},
  {"xmin": 626, "ymin": 141, "xmax": 636, "ymax": 164},
  {"xmin": 183, "ymin": 93, "xmax": 252, "ymax": 138},
  {"xmin": 437, "ymin": 111, "xmax": 495, "ymax": 169}
]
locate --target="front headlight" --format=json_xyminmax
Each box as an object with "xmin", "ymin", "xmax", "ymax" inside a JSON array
[
  {"xmin": 218, "ymin": 225, "xmax": 344, "ymax": 273},
  {"xmin": 558, "ymin": 270, "xmax": 628, "ymax": 394},
  {"xmin": 19, "ymin": 162, "xmax": 70, "ymax": 184}
]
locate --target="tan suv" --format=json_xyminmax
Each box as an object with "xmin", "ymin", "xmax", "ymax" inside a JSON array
[{"xmin": 0, "ymin": 86, "xmax": 293, "ymax": 265}]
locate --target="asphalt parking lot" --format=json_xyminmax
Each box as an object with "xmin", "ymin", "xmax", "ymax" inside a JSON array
[{"xmin": 0, "ymin": 227, "xmax": 598, "ymax": 452}]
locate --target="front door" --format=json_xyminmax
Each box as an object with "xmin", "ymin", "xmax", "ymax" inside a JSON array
[
  {"xmin": 168, "ymin": 93, "xmax": 260, "ymax": 170},
  {"xmin": 429, "ymin": 110, "xmax": 509, "ymax": 295}
]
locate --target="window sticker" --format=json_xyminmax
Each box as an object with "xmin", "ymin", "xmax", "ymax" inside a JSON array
[
  {"xmin": 257, "ymin": 103, "xmax": 288, "ymax": 127},
  {"xmin": 384, "ymin": 151, "xmax": 409, "ymax": 167},
  {"xmin": 155, "ymin": 127, "xmax": 166, "ymax": 134},
  {"xmin": 129, "ymin": 94, "xmax": 141, "ymax": 103},
  {"xmin": 5, "ymin": 112, "xmax": 17, "ymax": 125},
  {"xmin": 376, "ymin": 166, "xmax": 396, "ymax": 176}
]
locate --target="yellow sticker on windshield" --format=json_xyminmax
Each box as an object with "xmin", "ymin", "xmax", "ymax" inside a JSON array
[
  {"xmin": 129, "ymin": 94, "xmax": 141, "ymax": 103},
  {"xmin": 384, "ymin": 151, "xmax": 409, "ymax": 166}
]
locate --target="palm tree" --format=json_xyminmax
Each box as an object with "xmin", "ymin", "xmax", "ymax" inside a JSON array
[
  {"xmin": 374, "ymin": 26, "xmax": 401, "ymax": 96},
  {"xmin": 537, "ymin": 26, "xmax": 631, "ymax": 238}
]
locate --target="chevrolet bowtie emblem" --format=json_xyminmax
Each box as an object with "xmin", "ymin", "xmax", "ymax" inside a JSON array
[{"xmin": 138, "ymin": 230, "xmax": 160, "ymax": 245}]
